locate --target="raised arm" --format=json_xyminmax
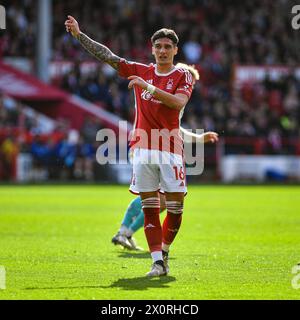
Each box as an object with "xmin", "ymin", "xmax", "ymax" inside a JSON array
[{"xmin": 65, "ymin": 15, "xmax": 121, "ymax": 71}]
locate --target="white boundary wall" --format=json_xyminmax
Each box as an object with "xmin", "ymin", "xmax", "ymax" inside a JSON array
[{"xmin": 221, "ymin": 155, "xmax": 300, "ymax": 182}]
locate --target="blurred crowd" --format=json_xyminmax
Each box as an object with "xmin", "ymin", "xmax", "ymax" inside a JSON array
[
  {"xmin": 0, "ymin": 92, "xmax": 102, "ymax": 181},
  {"xmin": 2, "ymin": 0, "xmax": 297, "ymax": 63},
  {"xmin": 0, "ymin": 0, "xmax": 300, "ymax": 180}
]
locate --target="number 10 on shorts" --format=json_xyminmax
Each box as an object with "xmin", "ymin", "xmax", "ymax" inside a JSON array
[
  {"xmin": 0, "ymin": 266, "xmax": 6, "ymax": 289},
  {"xmin": 173, "ymin": 166, "xmax": 185, "ymax": 180}
]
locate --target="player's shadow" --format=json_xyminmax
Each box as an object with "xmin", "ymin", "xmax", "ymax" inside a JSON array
[{"xmin": 107, "ymin": 275, "xmax": 176, "ymax": 291}]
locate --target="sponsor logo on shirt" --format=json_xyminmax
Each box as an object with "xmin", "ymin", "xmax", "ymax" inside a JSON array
[
  {"xmin": 140, "ymin": 79, "xmax": 154, "ymax": 100},
  {"xmin": 141, "ymin": 90, "xmax": 153, "ymax": 100}
]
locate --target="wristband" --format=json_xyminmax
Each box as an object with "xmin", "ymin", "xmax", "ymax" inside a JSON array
[{"xmin": 146, "ymin": 84, "xmax": 156, "ymax": 95}]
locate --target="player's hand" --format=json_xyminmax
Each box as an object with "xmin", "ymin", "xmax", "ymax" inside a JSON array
[
  {"xmin": 204, "ymin": 132, "xmax": 219, "ymax": 144},
  {"xmin": 128, "ymin": 76, "xmax": 148, "ymax": 90},
  {"xmin": 65, "ymin": 15, "xmax": 80, "ymax": 38}
]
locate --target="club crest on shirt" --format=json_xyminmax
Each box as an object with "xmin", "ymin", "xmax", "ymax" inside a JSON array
[{"xmin": 166, "ymin": 78, "xmax": 173, "ymax": 90}]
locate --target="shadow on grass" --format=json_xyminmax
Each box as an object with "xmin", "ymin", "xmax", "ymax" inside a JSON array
[
  {"xmin": 23, "ymin": 276, "xmax": 176, "ymax": 291},
  {"xmin": 107, "ymin": 275, "xmax": 176, "ymax": 291}
]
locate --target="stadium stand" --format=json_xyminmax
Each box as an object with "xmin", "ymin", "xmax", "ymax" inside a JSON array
[{"xmin": 0, "ymin": 0, "xmax": 299, "ymax": 181}]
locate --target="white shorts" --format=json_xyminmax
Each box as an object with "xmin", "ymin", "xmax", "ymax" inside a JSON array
[{"xmin": 129, "ymin": 148, "xmax": 187, "ymax": 194}]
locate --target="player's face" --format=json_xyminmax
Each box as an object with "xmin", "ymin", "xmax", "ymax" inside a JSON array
[{"xmin": 152, "ymin": 38, "xmax": 178, "ymax": 65}]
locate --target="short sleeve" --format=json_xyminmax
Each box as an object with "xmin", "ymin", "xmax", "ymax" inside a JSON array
[
  {"xmin": 118, "ymin": 59, "xmax": 149, "ymax": 78},
  {"xmin": 175, "ymin": 70, "xmax": 194, "ymax": 99}
]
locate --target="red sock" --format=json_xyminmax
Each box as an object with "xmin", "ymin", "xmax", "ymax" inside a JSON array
[
  {"xmin": 142, "ymin": 198, "xmax": 162, "ymax": 253},
  {"xmin": 162, "ymin": 213, "xmax": 182, "ymax": 245}
]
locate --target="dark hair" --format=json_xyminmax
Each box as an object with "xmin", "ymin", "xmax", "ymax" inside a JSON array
[{"xmin": 151, "ymin": 28, "xmax": 179, "ymax": 46}]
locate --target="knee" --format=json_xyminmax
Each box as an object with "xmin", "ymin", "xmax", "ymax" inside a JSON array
[
  {"xmin": 141, "ymin": 197, "xmax": 160, "ymax": 215},
  {"xmin": 165, "ymin": 201, "xmax": 183, "ymax": 215}
]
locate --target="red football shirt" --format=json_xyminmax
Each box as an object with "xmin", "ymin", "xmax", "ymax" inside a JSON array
[{"xmin": 118, "ymin": 60, "xmax": 193, "ymax": 154}]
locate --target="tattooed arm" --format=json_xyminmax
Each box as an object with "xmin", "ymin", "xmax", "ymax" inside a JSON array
[
  {"xmin": 64, "ymin": 15, "xmax": 121, "ymax": 71},
  {"xmin": 76, "ymin": 32, "xmax": 121, "ymax": 70}
]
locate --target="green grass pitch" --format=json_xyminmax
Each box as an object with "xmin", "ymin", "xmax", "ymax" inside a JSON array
[{"xmin": 0, "ymin": 185, "xmax": 299, "ymax": 300}]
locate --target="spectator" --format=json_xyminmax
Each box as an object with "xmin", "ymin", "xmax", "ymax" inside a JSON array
[{"xmin": 1, "ymin": 0, "xmax": 300, "ymax": 180}]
